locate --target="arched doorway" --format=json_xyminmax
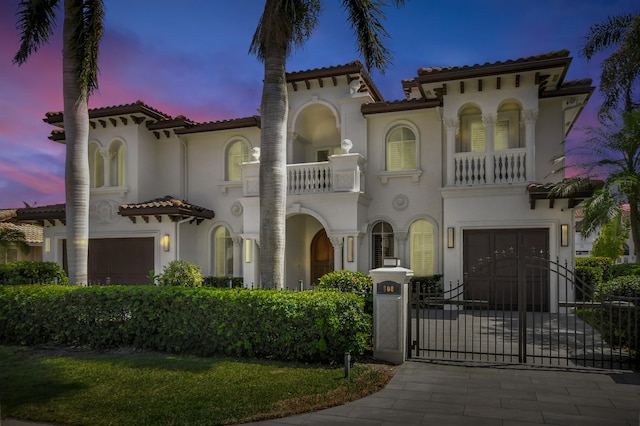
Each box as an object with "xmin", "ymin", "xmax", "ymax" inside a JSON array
[{"xmin": 310, "ymin": 229, "xmax": 333, "ymax": 285}]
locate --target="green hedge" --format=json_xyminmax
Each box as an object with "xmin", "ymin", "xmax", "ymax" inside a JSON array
[
  {"xmin": 610, "ymin": 263, "xmax": 640, "ymax": 278},
  {"xmin": 203, "ymin": 276, "xmax": 244, "ymax": 288},
  {"xmin": 0, "ymin": 285, "xmax": 370, "ymax": 363},
  {"xmin": 592, "ymin": 276, "xmax": 640, "ymax": 352},
  {"xmin": 0, "ymin": 261, "xmax": 68, "ymax": 286}
]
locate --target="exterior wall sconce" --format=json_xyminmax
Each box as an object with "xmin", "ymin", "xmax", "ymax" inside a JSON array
[
  {"xmin": 245, "ymin": 239, "xmax": 252, "ymax": 263},
  {"xmin": 447, "ymin": 227, "xmax": 455, "ymax": 248},
  {"xmin": 560, "ymin": 224, "xmax": 569, "ymax": 247},
  {"xmin": 347, "ymin": 236, "xmax": 354, "ymax": 262},
  {"xmin": 161, "ymin": 234, "xmax": 170, "ymax": 252},
  {"xmin": 45, "ymin": 237, "xmax": 51, "ymax": 253}
]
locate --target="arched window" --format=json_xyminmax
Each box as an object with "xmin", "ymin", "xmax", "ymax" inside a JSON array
[
  {"xmin": 495, "ymin": 102, "xmax": 522, "ymax": 150},
  {"xmin": 109, "ymin": 141, "xmax": 125, "ymax": 186},
  {"xmin": 371, "ymin": 221, "xmax": 394, "ymax": 269},
  {"xmin": 88, "ymin": 143, "xmax": 104, "ymax": 188},
  {"xmin": 227, "ymin": 140, "xmax": 249, "ymax": 181},
  {"xmin": 386, "ymin": 126, "xmax": 416, "ymax": 171},
  {"xmin": 213, "ymin": 226, "xmax": 233, "ymax": 276},
  {"xmin": 409, "ymin": 219, "xmax": 434, "ymax": 276},
  {"xmin": 458, "ymin": 106, "xmax": 484, "ymax": 153}
]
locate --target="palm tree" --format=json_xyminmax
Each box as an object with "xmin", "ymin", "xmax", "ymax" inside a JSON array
[
  {"xmin": 554, "ymin": 111, "xmax": 640, "ymax": 264},
  {"xmin": 14, "ymin": 0, "xmax": 104, "ymax": 285},
  {"xmin": 0, "ymin": 228, "xmax": 30, "ymax": 263},
  {"xmin": 249, "ymin": 0, "xmax": 405, "ymax": 289},
  {"xmin": 581, "ymin": 13, "xmax": 640, "ymax": 114}
]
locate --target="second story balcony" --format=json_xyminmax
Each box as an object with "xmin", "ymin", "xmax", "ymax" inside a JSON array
[
  {"xmin": 453, "ymin": 148, "xmax": 528, "ymax": 186},
  {"xmin": 241, "ymin": 153, "xmax": 366, "ymax": 197}
]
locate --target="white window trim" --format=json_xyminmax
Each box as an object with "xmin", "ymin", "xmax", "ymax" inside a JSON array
[{"xmin": 377, "ymin": 169, "xmax": 423, "ymax": 184}]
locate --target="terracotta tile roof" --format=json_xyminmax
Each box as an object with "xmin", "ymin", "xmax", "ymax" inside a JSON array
[
  {"xmin": 0, "ymin": 222, "xmax": 43, "ymax": 244},
  {"xmin": 119, "ymin": 196, "xmax": 215, "ymax": 221},
  {"xmin": 286, "ymin": 60, "xmax": 384, "ymax": 102},
  {"xmin": 16, "ymin": 203, "xmax": 66, "ymax": 223},
  {"xmin": 175, "ymin": 116, "xmax": 261, "ymax": 135},
  {"xmin": 44, "ymin": 100, "xmax": 174, "ymax": 126},
  {"xmin": 527, "ymin": 180, "xmax": 601, "ymax": 210},
  {"xmin": 0, "ymin": 209, "xmax": 17, "ymax": 222},
  {"xmin": 415, "ymin": 50, "xmax": 572, "ymax": 85},
  {"xmin": 361, "ymin": 98, "xmax": 440, "ymax": 115}
]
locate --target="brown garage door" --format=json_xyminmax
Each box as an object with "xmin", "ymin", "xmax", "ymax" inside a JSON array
[
  {"xmin": 64, "ymin": 237, "xmax": 154, "ymax": 285},
  {"xmin": 463, "ymin": 229, "xmax": 549, "ymax": 310}
]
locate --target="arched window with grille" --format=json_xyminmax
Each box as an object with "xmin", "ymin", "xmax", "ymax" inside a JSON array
[
  {"xmin": 213, "ymin": 226, "xmax": 233, "ymax": 277},
  {"xmin": 227, "ymin": 140, "xmax": 249, "ymax": 181},
  {"xmin": 386, "ymin": 126, "xmax": 416, "ymax": 171},
  {"xmin": 371, "ymin": 221, "xmax": 394, "ymax": 269}
]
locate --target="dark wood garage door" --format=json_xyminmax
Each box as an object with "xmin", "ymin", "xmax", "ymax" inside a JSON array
[
  {"xmin": 64, "ymin": 237, "xmax": 154, "ymax": 285},
  {"xmin": 463, "ymin": 229, "xmax": 549, "ymax": 310}
]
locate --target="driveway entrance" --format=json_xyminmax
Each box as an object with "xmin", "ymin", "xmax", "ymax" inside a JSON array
[{"xmin": 409, "ymin": 252, "xmax": 638, "ymax": 370}]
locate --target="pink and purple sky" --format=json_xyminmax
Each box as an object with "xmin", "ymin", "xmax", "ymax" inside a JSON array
[{"xmin": 1, "ymin": 0, "xmax": 638, "ymax": 208}]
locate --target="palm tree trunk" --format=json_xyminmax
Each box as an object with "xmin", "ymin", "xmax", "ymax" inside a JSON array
[
  {"xmin": 63, "ymin": 0, "xmax": 90, "ymax": 285},
  {"xmin": 259, "ymin": 44, "xmax": 288, "ymax": 289}
]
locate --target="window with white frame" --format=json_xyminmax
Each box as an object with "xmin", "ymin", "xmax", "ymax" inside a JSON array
[
  {"xmin": 109, "ymin": 140, "xmax": 125, "ymax": 186},
  {"xmin": 227, "ymin": 140, "xmax": 249, "ymax": 181},
  {"xmin": 386, "ymin": 126, "xmax": 416, "ymax": 171},
  {"xmin": 371, "ymin": 221, "xmax": 394, "ymax": 269},
  {"xmin": 458, "ymin": 106, "xmax": 484, "ymax": 153},
  {"xmin": 214, "ymin": 226, "xmax": 233, "ymax": 277},
  {"xmin": 409, "ymin": 219, "xmax": 434, "ymax": 276},
  {"xmin": 88, "ymin": 143, "xmax": 104, "ymax": 188},
  {"xmin": 494, "ymin": 102, "xmax": 522, "ymax": 151}
]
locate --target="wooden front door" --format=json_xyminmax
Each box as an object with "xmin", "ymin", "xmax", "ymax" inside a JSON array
[{"xmin": 310, "ymin": 229, "xmax": 333, "ymax": 285}]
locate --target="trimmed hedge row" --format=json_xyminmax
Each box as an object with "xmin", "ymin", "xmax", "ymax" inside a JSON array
[{"xmin": 0, "ymin": 285, "xmax": 370, "ymax": 363}]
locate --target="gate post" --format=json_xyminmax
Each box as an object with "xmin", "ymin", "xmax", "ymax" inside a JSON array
[{"xmin": 370, "ymin": 260, "xmax": 413, "ymax": 364}]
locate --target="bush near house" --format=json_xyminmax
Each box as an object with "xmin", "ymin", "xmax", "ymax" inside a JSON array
[
  {"xmin": 592, "ymin": 275, "xmax": 640, "ymax": 352},
  {"xmin": 0, "ymin": 285, "xmax": 370, "ymax": 363},
  {"xmin": 316, "ymin": 270, "xmax": 373, "ymax": 316},
  {"xmin": 610, "ymin": 262, "xmax": 640, "ymax": 278},
  {"xmin": 575, "ymin": 257, "xmax": 613, "ymax": 301},
  {"xmin": 203, "ymin": 276, "xmax": 244, "ymax": 288},
  {"xmin": 0, "ymin": 261, "xmax": 68, "ymax": 286},
  {"xmin": 155, "ymin": 260, "xmax": 204, "ymax": 287}
]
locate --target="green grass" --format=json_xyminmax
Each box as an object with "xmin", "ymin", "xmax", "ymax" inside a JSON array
[{"xmin": 0, "ymin": 345, "xmax": 395, "ymax": 426}]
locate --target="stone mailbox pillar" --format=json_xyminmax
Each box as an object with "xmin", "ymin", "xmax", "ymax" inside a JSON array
[{"xmin": 370, "ymin": 260, "xmax": 413, "ymax": 364}]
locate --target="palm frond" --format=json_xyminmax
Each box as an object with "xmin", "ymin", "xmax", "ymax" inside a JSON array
[
  {"xmin": 13, "ymin": 0, "xmax": 61, "ymax": 65},
  {"xmin": 580, "ymin": 13, "xmax": 635, "ymax": 60}
]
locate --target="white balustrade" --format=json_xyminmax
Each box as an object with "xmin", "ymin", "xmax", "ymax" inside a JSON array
[
  {"xmin": 286, "ymin": 162, "xmax": 332, "ymax": 194},
  {"xmin": 494, "ymin": 149, "xmax": 526, "ymax": 184},
  {"xmin": 453, "ymin": 149, "xmax": 526, "ymax": 186}
]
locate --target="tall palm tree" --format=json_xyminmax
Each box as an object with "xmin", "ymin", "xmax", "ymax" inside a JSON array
[
  {"xmin": 14, "ymin": 0, "xmax": 104, "ymax": 285},
  {"xmin": 250, "ymin": 0, "xmax": 405, "ymax": 289},
  {"xmin": 581, "ymin": 13, "xmax": 640, "ymax": 114},
  {"xmin": 0, "ymin": 228, "xmax": 30, "ymax": 263}
]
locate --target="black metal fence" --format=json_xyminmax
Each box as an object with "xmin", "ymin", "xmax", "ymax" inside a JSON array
[{"xmin": 409, "ymin": 254, "xmax": 638, "ymax": 370}]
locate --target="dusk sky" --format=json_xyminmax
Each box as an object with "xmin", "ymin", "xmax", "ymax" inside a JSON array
[{"xmin": 1, "ymin": 0, "xmax": 638, "ymax": 208}]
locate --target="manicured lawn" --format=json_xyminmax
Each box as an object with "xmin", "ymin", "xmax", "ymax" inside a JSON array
[{"xmin": 0, "ymin": 345, "xmax": 395, "ymax": 426}]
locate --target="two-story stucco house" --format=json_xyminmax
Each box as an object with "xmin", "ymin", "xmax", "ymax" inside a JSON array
[{"xmin": 17, "ymin": 50, "xmax": 594, "ymax": 303}]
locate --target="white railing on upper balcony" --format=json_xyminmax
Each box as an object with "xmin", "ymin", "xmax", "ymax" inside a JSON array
[
  {"xmin": 287, "ymin": 162, "xmax": 332, "ymax": 194},
  {"xmin": 453, "ymin": 148, "xmax": 526, "ymax": 186}
]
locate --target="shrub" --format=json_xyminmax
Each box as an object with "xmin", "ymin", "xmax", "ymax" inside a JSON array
[
  {"xmin": 610, "ymin": 263, "xmax": 640, "ymax": 278},
  {"xmin": 595, "ymin": 275, "xmax": 640, "ymax": 299},
  {"xmin": 574, "ymin": 266, "xmax": 602, "ymax": 301},
  {"xmin": 316, "ymin": 270, "xmax": 373, "ymax": 294},
  {"xmin": 576, "ymin": 257, "xmax": 614, "ymax": 280},
  {"xmin": 410, "ymin": 275, "xmax": 444, "ymax": 296},
  {"xmin": 0, "ymin": 261, "xmax": 68, "ymax": 286},
  {"xmin": 157, "ymin": 260, "xmax": 203, "ymax": 287},
  {"xmin": 203, "ymin": 276, "xmax": 244, "ymax": 288},
  {"xmin": 0, "ymin": 285, "xmax": 370, "ymax": 363}
]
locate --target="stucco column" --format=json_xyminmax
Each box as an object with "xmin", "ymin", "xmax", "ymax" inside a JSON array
[
  {"xmin": 232, "ymin": 236, "xmax": 242, "ymax": 277},
  {"xmin": 521, "ymin": 109, "xmax": 538, "ymax": 182},
  {"xmin": 482, "ymin": 113, "xmax": 497, "ymax": 184},
  {"xmin": 329, "ymin": 235, "xmax": 344, "ymax": 271},
  {"xmin": 443, "ymin": 117, "xmax": 458, "ymax": 186},
  {"xmin": 395, "ymin": 231, "xmax": 408, "ymax": 268}
]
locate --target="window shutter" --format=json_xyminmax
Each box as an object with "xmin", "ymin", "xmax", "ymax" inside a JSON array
[
  {"xmin": 410, "ymin": 220, "xmax": 434, "ymax": 276},
  {"xmin": 228, "ymin": 142, "xmax": 249, "ymax": 181},
  {"xmin": 215, "ymin": 228, "xmax": 227, "ymax": 276}
]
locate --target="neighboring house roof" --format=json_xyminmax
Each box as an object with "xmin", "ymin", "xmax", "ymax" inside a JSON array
[
  {"xmin": 15, "ymin": 196, "xmax": 214, "ymax": 226},
  {"xmin": 0, "ymin": 222, "xmax": 43, "ymax": 244},
  {"xmin": 175, "ymin": 116, "xmax": 261, "ymax": 135},
  {"xmin": 0, "ymin": 209, "xmax": 17, "ymax": 222},
  {"xmin": 527, "ymin": 181, "xmax": 602, "ymax": 210}
]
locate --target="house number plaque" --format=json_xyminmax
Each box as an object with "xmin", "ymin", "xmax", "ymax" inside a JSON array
[{"xmin": 377, "ymin": 281, "xmax": 400, "ymax": 295}]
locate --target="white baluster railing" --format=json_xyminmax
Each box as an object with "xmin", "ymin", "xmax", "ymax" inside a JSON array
[
  {"xmin": 287, "ymin": 162, "xmax": 332, "ymax": 194},
  {"xmin": 494, "ymin": 149, "xmax": 526, "ymax": 184}
]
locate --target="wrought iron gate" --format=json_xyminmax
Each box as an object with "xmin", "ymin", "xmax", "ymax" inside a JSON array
[{"xmin": 409, "ymin": 252, "xmax": 639, "ymax": 370}]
